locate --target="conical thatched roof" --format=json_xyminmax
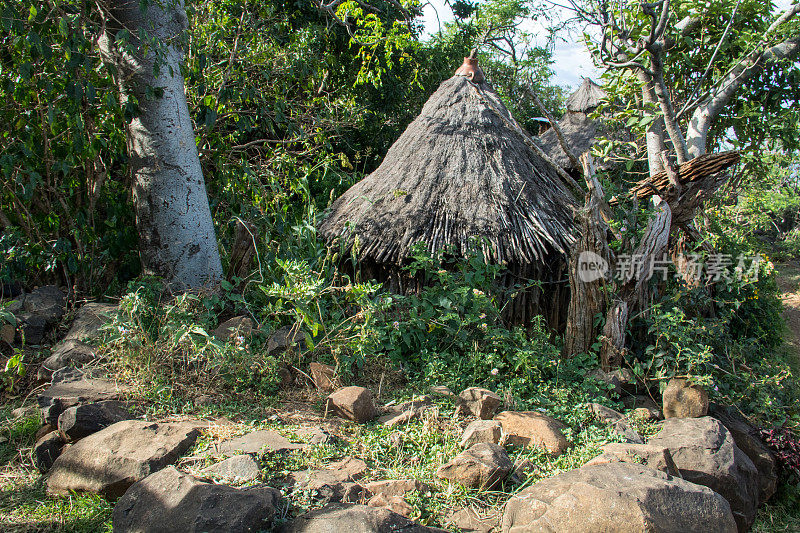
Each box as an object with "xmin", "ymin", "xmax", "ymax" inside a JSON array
[
  {"xmin": 319, "ymin": 75, "xmax": 576, "ymax": 266},
  {"xmin": 539, "ymin": 79, "xmax": 614, "ymax": 170},
  {"xmin": 565, "ymin": 78, "xmax": 607, "ymax": 113},
  {"xmin": 537, "ymin": 113, "xmax": 599, "ymax": 169}
]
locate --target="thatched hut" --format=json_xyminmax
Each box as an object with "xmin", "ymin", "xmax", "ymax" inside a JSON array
[
  {"xmin": 319, "ymin": 60, "xmax": 577, "ymax": 328},
  {"xmin": 537, "ymin": 78, "xmax": 608, "ymax": 174}
]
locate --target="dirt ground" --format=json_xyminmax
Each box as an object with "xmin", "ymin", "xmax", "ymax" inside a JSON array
[{"xmin": 776, "ymin": 261, "xmax": 800, "ymax": 364}]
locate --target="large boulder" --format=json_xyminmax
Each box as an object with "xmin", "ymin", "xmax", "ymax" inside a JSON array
[
  {"xmin": 279, "ymin": 503, "xmax": 442, "ymax": 533},
  {"xmin": 648, "ymin": 416, "xmax": 759, "ymax": 532},
  {"xmin": 46, "ymin": 420, "xmax": 201, "ymax": 498},
  {"xmin": 437, "ymin": 443, "xmax": 513, "ymax": 489},
  {"xmin": 457, "ymin": 387, "xmax": 502, "ymax": 419},
  {"xmin": 494, "ymin": 411, "xmax": 568, "ymax": 456},
  {"xmin": 112, "ymin": 466, "xmax": 282, "ymax": 533},
  {"xmin": 57, "ymin": 401, "xmax": 134, "ymax": 441},
  {"xmin": 501, "ymin": 462, "xmax": 737, "ymax": 533},
  {"xmin": 37, "ymin": 340, "xmax": 98, "ymax": 381},
  {"xmin": 662, "ymin": 378, "xmax": 709, "ymax": 419},
  {"xmin": 710, "ymin": 404, "xmax": 778, "ymax": 504},
  {"xmin": 326, "ymin": 387, "xmax": 378, "ymax": 423}
]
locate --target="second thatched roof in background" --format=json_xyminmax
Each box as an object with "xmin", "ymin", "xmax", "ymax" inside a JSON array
[
  {"xmin": 566, "ymin": 78, "xmax": 607, "ymax": 113},
  {"xmin": 537, "ymin": 78, "xmax": 627, "ymax": 171}
]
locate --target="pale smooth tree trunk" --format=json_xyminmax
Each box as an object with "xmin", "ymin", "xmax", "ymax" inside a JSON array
[{"xmin": 98, "ymin": 0, "xmax": 222, "ymax": 289}]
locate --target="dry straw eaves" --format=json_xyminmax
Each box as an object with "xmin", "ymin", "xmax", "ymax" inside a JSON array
[{"xmin": 319, "ymin": 75, "xmax": 577, "ymax": 267}]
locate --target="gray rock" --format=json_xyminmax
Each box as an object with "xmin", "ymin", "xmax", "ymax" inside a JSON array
[
  {"xmin": 212, "ymin": 316, "xmax": 253, "ymax": 342},
  {"xmin": 710, "ymin": 404, "xmax": 778, "ymax": 504},
  {"xmin": 64, "ymin": 303, "xmax": 116, "ymax": 342},
  {"xmin": 38, "ymin": 340, "xmax": 98, "ymax": 381},
  {"xmin": 589, "ymin": 402, "xmax": 643, "ymax": 443},
  {"xmin": 267, "ymin": 325, "xmax": 304, "ymax": 354},
  {"xmin": 16, "ymin": 286, "xmax": 66, "ymax": 344},
  {"xmin": 584, "ymin": 442, "xmax": 680, "ymax": 476},
  {"xmin": 278, "ymin": 503, "xmax": 442, "ymax": 533},
  {"xmin": 494, "ymin": 410, "xmax": 569, "ymax": 456},
  {"xmin": 309, "ymin": 362, "xmax": 339, "ymax": 392},
  {"xmin": 437, "ymin": 443, "xmax": 513, "ymax": 489},
  {"xmin": 326, "ymin": 387, "xmax": 378, "ymax": 423},
  {"xmin": 113, "ymin": 466, "xmax": 282, "ymax": 533},
  {"xmin": 501, "ymin": 462, "xmax": 736, "ymax": 533},
  {"xmin": 648, "ymin": 416, "xmax": 759, "ymax": 532},
  {"xmin": 46, "ymin": 420, "xmax": 201, "ymax": 498},
  {"xmin": 662, "ymin": 378, "xmax": 709, "ymax": 419},
  {"xmin": 460, "ymin": 419, "xmax": 503, "ymax": 448},
  {"xmin": 203, "ymin": 454, "xmax": 261, "ymax": 482},
  {"xmin": 457, "ymin": 387, "xmax": 502, "ymax": 419},
  {"xmin": 57, "ymin": 401, "xmax": 134, "ymax": 441},
  {"xmin": 445, "ymin": 507, "xmax": 499, "ymax": 533},
  {"xmin": 214, "ymin": 429, "xmax": 305, "ymax": 457},
  {"xmin": 33, "ymin": 431, "xmax": 65, "ymax": 472},
  {"xmin": 38, "ymin": 377, "xmax": 130, "ymax": 426},
  {"xmin": 23, "ymin": 285, "xmax": 66, "ymax": 320}
]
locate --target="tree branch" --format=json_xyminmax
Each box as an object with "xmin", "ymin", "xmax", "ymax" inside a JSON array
[
  {"xmin": 524, "ymin": 81, "xmax": 581, "ymax": 172},
  {"xmin": 686, "ymin": 4, "xmax": 800, "ymax": 156}
]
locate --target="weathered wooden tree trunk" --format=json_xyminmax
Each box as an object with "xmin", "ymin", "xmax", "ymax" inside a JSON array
[
  {"xmin": 564, "ymin": 197, "xmax": 609, "ymax": 357},
  {"xmin": 98, "ymin": 0, "xmax": 222, "ymax": 289}
]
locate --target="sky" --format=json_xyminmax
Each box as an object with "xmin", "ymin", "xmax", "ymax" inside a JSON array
[
  {"xmin": 420, "ymin": 0, "xmax": 600, "ymax": 89},
  {"xmin": 420, "ymin": 0, "xmax": 797, "ymax": 90}
]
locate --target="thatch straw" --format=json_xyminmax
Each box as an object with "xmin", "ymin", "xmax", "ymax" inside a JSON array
[
  {"xmin": 566, "ymin": 78, "xmax": 607, "ymax": 113},
  {"xmin": 537, "ymin": 112, "xmax": 600, "ymax": 170},
  {"xmin": 538, "ymin": 79, "xmax": 616, "ymax": 171},
  {"xmin": 319, "ymin": 76, "xmax": 577, "ymax": 266}
]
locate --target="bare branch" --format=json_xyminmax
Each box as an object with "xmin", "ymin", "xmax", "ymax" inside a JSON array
[
  {"xmin": 676, "ymin": 0, "xmax": 742, "ymax": 119},
  {"xmin": 686, "ymin": 4, "xmax": 800, "ymax": 156},
  {"xmin": 524, "ymin": 81, "xmax": 581, "ymax": 172}
]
